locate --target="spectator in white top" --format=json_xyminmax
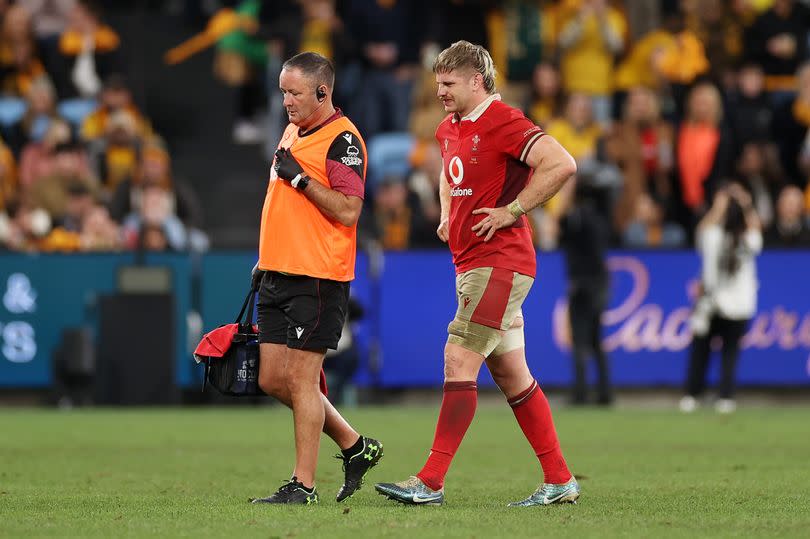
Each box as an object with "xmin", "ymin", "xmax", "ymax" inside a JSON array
[{"xmin": 681, "ymin": 183, "xmax": 762, "ymax": 414}]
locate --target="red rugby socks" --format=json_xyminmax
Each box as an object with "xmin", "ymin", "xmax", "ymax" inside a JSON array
[
  {"xmin": 416, "ymin": 381, "xmax": 478, "ymax": 491},
  {"xmin": 509, "ymin": 379, "xmax": 572, "ymax": 484}
]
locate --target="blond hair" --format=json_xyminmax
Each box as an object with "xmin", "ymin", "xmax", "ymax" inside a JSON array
[{"xmin": 433, "ymin": 40, "xmax": 497, "ymax": 94}]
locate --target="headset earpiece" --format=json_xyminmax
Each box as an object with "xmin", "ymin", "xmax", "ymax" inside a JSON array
[{"xmin": 316, "ymin": 86, "xmax": 326, "ymax": 102}]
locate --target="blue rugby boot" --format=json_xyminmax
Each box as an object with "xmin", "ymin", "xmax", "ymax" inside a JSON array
[
  {"xmin": 374, "ymin": 476, "xmax": 445, "ymax": 505},
  {"xmin": 508, "ymin": 477, "xmax": 580, "ymax": 506}
]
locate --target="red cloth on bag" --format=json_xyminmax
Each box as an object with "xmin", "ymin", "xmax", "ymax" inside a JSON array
[
  {"xmin": 194, "ymin": 323, "xmax": 242, "ymax": 359},
  {"xmin": 194, "ymin": 324, "xmax": 328, "ymax": 396}
]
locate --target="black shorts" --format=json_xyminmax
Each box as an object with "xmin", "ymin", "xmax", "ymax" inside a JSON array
[{"xmin": 256, "ymin": 271, "xmax": 349, "ymax": 351}]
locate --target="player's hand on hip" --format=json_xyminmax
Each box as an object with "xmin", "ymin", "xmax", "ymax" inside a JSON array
[
  {"xmin": 471, "ymin": 206, "xmax": 517, "ymax": 242},
  {"xmin": 437, "ymin": 217, "xmax": 449, "ymax": 242},
  {"xmin": 274, "ymin": 148, "xmax": 305, "ymax": 182}
]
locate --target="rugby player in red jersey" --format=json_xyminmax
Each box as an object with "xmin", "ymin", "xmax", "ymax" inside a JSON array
[{"xmin": 375, "ymin": 41, "xmax": 579, "ymax": 507}]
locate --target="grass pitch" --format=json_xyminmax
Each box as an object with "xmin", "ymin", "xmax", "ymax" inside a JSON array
[{"xmin": 1, "ymin": 403, "xmax": 808, "ymax": 538}]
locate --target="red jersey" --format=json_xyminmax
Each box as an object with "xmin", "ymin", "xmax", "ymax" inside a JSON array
[{"xmin": 436, "ymin": 95, "xmax": 545, "ymax": 277}]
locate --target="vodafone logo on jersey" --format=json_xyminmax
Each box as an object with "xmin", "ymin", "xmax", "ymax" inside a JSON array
[
  {"xmin": 448, "ymin": 156, "xmax": 472, "ymax": 197},
  {"xmin": 448, "ymin": 156, "xmax": 464, "ymax": 184}
]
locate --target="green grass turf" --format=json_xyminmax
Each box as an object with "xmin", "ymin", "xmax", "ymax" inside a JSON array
[{"xmin": 1, "ymin": 404, "xmax": 808, "ymax": 538}]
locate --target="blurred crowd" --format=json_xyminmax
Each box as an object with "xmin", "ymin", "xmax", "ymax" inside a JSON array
[
  {"xmin": 0, "ymin": 0, "xmax": 207, "ymax": 253},
  {"xmin": 215, "ymin": 0, "xmax": 810, "ymax": 251},
  {"xmin": 4, "ymin": 0, "xmax": 810, "ymax": 254}
]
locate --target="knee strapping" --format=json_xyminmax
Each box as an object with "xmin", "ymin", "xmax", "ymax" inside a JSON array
[
  {"xmin": 447, "ymin": 319, "xmax": 502, "ymax": 357},
  {"xmin": 491, "ymin": 325, "xmax": 525, "ymax": 357}
]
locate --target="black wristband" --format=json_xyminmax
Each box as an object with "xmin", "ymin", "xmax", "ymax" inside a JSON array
[{"xmin": 291, "ymin": 173, "xmax": 310, "ymax": 190}]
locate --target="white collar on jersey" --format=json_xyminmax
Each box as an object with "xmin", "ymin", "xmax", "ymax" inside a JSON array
[{"xmin": 452, "ymin": 93, "xmax": 501, "ymax": 123}]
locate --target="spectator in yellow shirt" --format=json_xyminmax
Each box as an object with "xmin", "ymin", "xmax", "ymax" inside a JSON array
[
  {"xmin": 545, "ymin": 93, "xmax": 602, "ymax": 162},
  {"xmin": 555, "ymin": 0, "xmax": 626, "ymax": 126},
  {"xmin": 55, "ymin": 0, "xmax": 121, "ymax": 99},
  {"xmin": 80, "ymin": 75, "xmax": 150, "ymax": 142},
  {"xmin": 614, "ymin": 11, "xmax": 709, "ymax": 92},
  {"xmin": 544, "ymin": 93, "xmax": 602, "ymax": 215},
  {"xmin": 0, "ymin": 5, "xmax": 42, "ymax": 99}
]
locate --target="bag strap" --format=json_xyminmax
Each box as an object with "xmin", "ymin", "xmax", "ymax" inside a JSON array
[
  {"xmin": 235, "ymin": 286, "xmax": 258, "ymax": 334},
  {"xmin": 245, "ymin": 288, "xmax": 256, "ymax": 327},
  {"xmin": 234, "ymin": 287, "xmax": 257, "ymax": 325}
]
